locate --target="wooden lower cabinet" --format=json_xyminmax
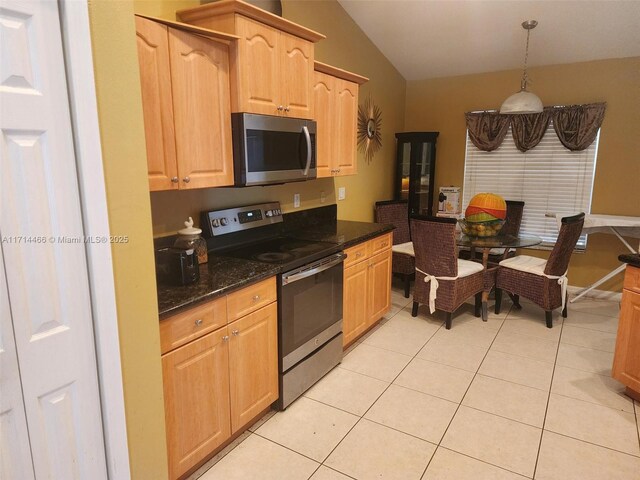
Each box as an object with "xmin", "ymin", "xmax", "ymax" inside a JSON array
[
  {"xmin": 160, "ymin": 279, "xmax": 279, "ymax": 479},
  {"xmin": 612, "ymin": 265, "xmax": 640, "ymax": 397},
  {"xmin": 343, "ymin": 259, "xmax": 370, "ymax": 346},
  {"xmin": 342, "ymin": 234, "xmax": 393, "ymax": 347},
  {"xmin": 368, "ymin": 250, "xmax": 393, "ymax": 324},
  {"xmin": 162, "ymin": 327, "xmax": 231, "ymax": 480},
  {"xmin": 228, "ymin": 302, "xmax": 278, "ymax": 433}
]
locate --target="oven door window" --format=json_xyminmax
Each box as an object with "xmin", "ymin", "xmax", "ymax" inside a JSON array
[{"xmin": 280, "ymin": 264, "xmax": 343, "ymax": 359}]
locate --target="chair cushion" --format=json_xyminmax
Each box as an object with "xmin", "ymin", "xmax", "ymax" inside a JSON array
[
  {"xmin": 499, "ymin": 255, "xmax": 547, "ymax": 276},
  {"xmin": 457, "ymin": 259, "xmax": 484, "ymax": 278},
  {"xmin": 392, "ymin": 241, "xmax": 415, "ymax": 257}
]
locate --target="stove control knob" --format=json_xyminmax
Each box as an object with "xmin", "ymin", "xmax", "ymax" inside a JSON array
[
  {"xmin": 220, "ymin": 217, "xmax": 228, "ymax": 226},
  {"xmin": 211, "ymin": 218, "xmax": 220, "ymax": 228},
  {"xmin": 265, "ymin": 210, "xmax": 273, "ymax": 218}
]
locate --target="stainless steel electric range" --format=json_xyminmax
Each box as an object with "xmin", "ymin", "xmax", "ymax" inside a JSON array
[{"xmin": 201, "ymin": 202, "xmax": 344, "ymax": 410}]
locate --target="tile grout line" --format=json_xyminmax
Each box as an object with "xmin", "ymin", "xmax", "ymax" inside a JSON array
[
  {"xmin": 418, "ymin": 303, "xmax": 514, "ymax": 479},
  {"xmin": 531, "ymin": 313, "xmax": 566, "ymax": 479},
  {"xmin": 541, "ymin": 429, "xmax": 640, "ymax": 459},
  {"xmin": 635, "ymin": 400, "xmax": 640, "ymax": 454}
]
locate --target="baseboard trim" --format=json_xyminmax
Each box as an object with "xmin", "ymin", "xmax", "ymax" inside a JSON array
[{"xmin": 567, "ymin": 285, "xmax": 622, "ymax": 302}]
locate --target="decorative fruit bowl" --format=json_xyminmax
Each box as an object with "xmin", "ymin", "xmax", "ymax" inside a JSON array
[{"xmin": 458, "ymin": 218, "xmax": 505, "ymax": 238}]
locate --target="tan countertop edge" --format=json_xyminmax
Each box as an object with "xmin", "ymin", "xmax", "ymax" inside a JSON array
[
  {"xmin": 135, "ymin": 14, "xmax": 240, "ymax": 43},
  {"xmin": 314, "ymin": 61, "xmax": 369, "ymax": 85},
  {"xmin": 177, "ymin": 0, "xmax": 326, "ymax": 43}
]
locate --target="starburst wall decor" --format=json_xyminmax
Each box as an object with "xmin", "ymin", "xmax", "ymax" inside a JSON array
[{"xmin": 357, "ymin": 95, "xmax": 383, "ymax": 164}]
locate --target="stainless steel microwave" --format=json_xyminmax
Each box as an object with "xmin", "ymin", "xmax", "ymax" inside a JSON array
[{"xmin": 231, "ymin": 113, "xmax": 317, "ymax": 186}]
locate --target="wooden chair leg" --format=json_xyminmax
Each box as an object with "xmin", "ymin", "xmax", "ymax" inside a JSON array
[
  {"xmin": 403, "ymin": 274, "xmax": 411, "ymax": 298},
  {"xmin": 562, "ymin": 292, "xmax": 568, "ymax": 318},
  {"xmin": 412, "ymin": 301, "xmax": 419, "ymax": 317},
  {"xmin": 474, "ymin": 292, "xmax": 481, "ymax": 317},
  {"xmin": 509, "ymin": 293, "xmax": 522, "ymax": 309},
  {"xmin": 545, "ymin": 311, "xmax": 553, "ymax": 328},
  {"xmin": 445, "ymin": 312, "xmax": 452, "ymax": 330},
  {"xmin": 495, "ymin": 288, "xmax": 502, "ymax": 314}
]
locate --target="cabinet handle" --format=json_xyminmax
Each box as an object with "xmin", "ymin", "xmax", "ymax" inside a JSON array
[
  {"xmin": 232, "ymin": 329, "xmax": 240, "ymax": 336},
  {"xmin": 284, "ymin": 106, "xmax": 290, "ymax": 112},
  {"xmin": 171, "ymin": 177, "xmax": 178, "ymax": 183},
  {"xmin": 252, "ymin": 294, "xmax": 260, "ymax": 302},
  {"xmin": 355, "ymin": 252, "xmax": 363, "ymax": 258},
  {"xmin": 277, "ymin": 105, "xmax": 284, "ymax": 111},
  {"xmin": 337, "ymin": 168, "xmax": 341, "ymax": 173},
  {"xmin": 381, "ymin": 242, "xmax": 388, "ymax": 247},
  {"xmin": 194, "ymin": 319, "xmax": 203, "ymax": 327},
  {"xmin": 183, "ymin": 176, "xmax": 190, "ymax": 183},
  {"xmin": 222, "ymin": 335, "xmax": 229, "ymax": 342}
]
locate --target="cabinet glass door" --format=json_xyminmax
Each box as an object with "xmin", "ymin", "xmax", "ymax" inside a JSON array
[
  {"xmin": 413, "ymin": 142, "xmax": 432, "ymax": 215},
  {"xmin": 399, "ymin": 143, "xmax": 411, "ymax": 200}
]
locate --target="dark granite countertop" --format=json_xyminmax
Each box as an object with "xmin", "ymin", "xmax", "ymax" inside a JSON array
[
  {"xmin": 157, "ymin": 255, "xmax": 280, "ymax": 319},
  {"xmin": 289, "ymin": 220, "xmax": 394, "ymax": 248},
  {"xmin": 620, "ymin": 253, "xmax": 640, "ymax": 268}
]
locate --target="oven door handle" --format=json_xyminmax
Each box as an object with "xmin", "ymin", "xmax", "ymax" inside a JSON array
[
  {"xmin": 282, "ymin": 253, "xmax": 345, "ymax": 285},
  {"xmin": 302, "ymin": 125, "xmax": 312, "ymax": 176}
]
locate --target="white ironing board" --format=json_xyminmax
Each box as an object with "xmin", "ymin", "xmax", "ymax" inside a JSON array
[{"xmin": 550, "ymin": 213, "xmax": 640, "ymax": 302}]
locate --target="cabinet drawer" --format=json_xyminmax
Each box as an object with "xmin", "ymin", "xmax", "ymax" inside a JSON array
[
  {"xmin": 227, "ymin": 277, "xmax": 277, "ymax": 322},
  {"xmin": 368, "ymin": 232, "xmax": 393, "ymax": 257},
  {"xmin": 160, "ymin": 297, "xmax": 227, "ymax": 355},
  {"xmin": 623, "ymin": 265, "xmax": 640, "ymax": 294},
  {"xmin": 344, "ymin": 242, "xmax": 368, "ymax": 268}
]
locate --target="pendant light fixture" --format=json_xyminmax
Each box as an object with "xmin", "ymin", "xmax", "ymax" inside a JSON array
[{"xmin": 500, "ymin": 20, "xmax": 543, "ymax": 114}]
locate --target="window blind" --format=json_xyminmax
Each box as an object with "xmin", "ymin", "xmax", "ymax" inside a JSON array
[{"xmin": 462, "ymin": 121, "xmax": 599, "ymax": 249}]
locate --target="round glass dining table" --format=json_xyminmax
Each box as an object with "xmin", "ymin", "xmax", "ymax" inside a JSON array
[
  {"xmin": 456, "ymin": 233, "xmax": 543, "ymax": 267},
  {"xmin": 456, "ymin": 233, "xmax": 542, "ymax": 319}
]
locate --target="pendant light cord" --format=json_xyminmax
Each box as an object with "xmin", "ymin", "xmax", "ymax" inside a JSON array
[{"xmin": 521, "ymin": 27, "xmax": 531, "ymax": 91}]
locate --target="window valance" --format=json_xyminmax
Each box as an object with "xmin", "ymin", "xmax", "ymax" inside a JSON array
[{"xmin": 464, "ymin": 103, "xmax": 606, "ymax": 152}]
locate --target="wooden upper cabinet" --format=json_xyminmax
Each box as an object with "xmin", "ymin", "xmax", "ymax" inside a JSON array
[
  {"xmin": 162, "ymin": 327, "xmax": 231, "ymax": 480},
  {"xmin": 135, "ymin": 17, "xmax": 178, "ymax": 191},
  {"xmin": 313, "ymin": 62, "xmax": 368, "ymax": 178},
  {"xmin": 177, "ymin": 1, "xmax": 325, "ymax": 119},
  {"xmin": 335, "ymin": 79, "xmax": 359, "ymax": 176},
  {"xmin": 168, "ymin": 28, "xmax": 234, "ymax": 188},
  {"xmin": 234, "ymin": 17, "xmax": 280, "ymax": 115},
  {"xmin": 135, "ymin": 16, "xmax": 235, "ymax": 191},
  {"xmin": 281, "ymin": 32, "xmax": 314, "ymax": 118},
  {"xmin": 313, "ymin": 72, "xmax": 334, "ymax": 177}
]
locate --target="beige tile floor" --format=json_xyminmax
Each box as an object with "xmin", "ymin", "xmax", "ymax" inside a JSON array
[{"xmin": 191, "ymin": 281, "xmax": 640, "ymax": 480}]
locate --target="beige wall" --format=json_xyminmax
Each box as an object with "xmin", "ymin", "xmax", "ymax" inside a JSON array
[
  {"xmin": 404, "ymin": 57, "xmax": 640, "ymax": 291},
  {"xmin": 146, "ymin": 0, "xmax": 407, "ymax": 235},
  {"xmin": 87, "ymin": 1, "xmax": 168, "ymax": 479}
]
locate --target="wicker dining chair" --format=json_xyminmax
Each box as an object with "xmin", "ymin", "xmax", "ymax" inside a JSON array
[
  {"xmin": 410, "ymin": 216, "xmax": 487, "ymax": 329},
  {"xmin": 460, "ymin": 200, "xmax": 525, "ymax": 262},
  {"xmin": 375, "ymin": 200, "xmax": 414, "ymax": 298},
  {"xmin": 495, "ymin": 212, "xmax": 585, "ymax": 328}
]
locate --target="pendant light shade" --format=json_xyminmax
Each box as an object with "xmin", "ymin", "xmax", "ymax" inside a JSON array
[
  {"xmin": 500, "ymin": 90, "xmax": 543, "ymax": 114},
  {"xmin": 500, "ymin": 20, "xmax": 543, "ymax": 114}
]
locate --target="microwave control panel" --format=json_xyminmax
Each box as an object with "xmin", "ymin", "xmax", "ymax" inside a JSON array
[{"xmin": 200, "ymin": 202, "xmax": 283, "ymax": 237}]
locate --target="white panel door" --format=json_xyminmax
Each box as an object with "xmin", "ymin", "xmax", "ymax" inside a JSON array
[
  {"xmin": 0, "ymin": 1, "xmax": 108, "ymax": 479},
  {"xmin": 0, "ymin": 248, "xmax": 34, "ymax": 480}
]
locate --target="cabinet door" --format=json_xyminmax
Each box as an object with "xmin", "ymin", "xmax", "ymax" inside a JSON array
[
  {"xmin": 335, "ymin": 79, "xmax": 358, "ymax": 176},
  {"xmin": 235, "ymin": 17, "xmax": 280, "ymax": 115},
  {"xmin": 135, "ymin": 17, "xmax": 178, "ymax": 191},
  {"xmin": 281, "ymin": 32, "xmax": 314, "ymax": 119},
  {"xmin": 612, "ymin": 290, "xmax": 640, "ymax": 392},
  {"xmin": 163, "ymin": 328, "xmax": 231, "ymax": 480},
  {"xmin": 168, "ymin": 28, "xmax": 234, "ymax": 189},
  {"xmin": 313, "ymin": 71, "xmax": 335, "ymax": 177},
  {"xmin": 368, "ymin": 249, "xmax": 392, "ymax": 326},
  {"xmin": 343, "ymin": 260, "xmax": 370, "ymax": 347},
  {"xmin": 228, "ymin": 303, "xmax": 278, "ymax": 433}
]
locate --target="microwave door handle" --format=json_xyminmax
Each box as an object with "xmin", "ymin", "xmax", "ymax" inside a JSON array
[{"xmin": 302, "ymin": 125, "xmax": 311, "ymax": 176}]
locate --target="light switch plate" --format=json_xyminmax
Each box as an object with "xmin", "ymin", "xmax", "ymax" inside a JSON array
[
  {"xmin": 294, "ymin": 193, "xmax": 300, "ymax": 208},
  {"xmin": 338, "ymin": 187, "xmax": 346, "ymax": 201}
]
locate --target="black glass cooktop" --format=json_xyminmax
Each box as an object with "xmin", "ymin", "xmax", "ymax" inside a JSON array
[{"xmin": 222, "ymin": 236, "xmax": 341, "ymax": 271}]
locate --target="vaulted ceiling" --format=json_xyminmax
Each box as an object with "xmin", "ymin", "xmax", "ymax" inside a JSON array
[{"xmin": 337, "ymin": 0, "xmax": 640, "ymax": 80}]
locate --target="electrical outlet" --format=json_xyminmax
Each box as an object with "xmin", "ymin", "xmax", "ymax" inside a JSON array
[
  {"xmin": 320, "ymin": 191, "xmax": 326, "ymax": 203},
  {"xmin": 294, "ymin": 193, "xmax": 300, "ymax": 208},
  {"xmin": 338, "ymin": 187, "xmax": 346, "ymax": 201}
]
